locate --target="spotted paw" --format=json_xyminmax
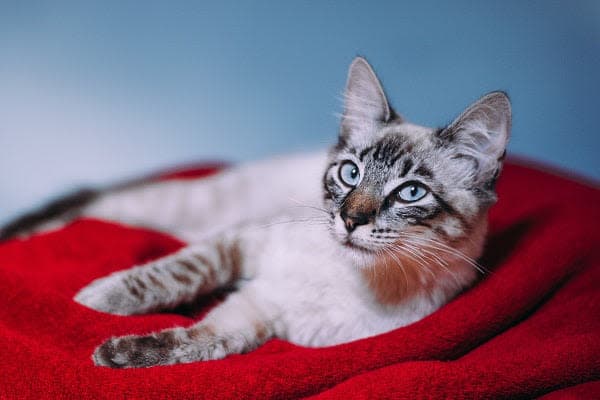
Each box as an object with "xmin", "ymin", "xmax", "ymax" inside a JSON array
[
  {"xmin": 93, "ymin": 330, "xmax": 187, "ymax": 368},
  {"xmin": 92, "ymin": 327, "xmax": 231, "ymax": 368}
]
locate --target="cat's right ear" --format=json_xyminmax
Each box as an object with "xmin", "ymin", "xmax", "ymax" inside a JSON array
[
  {"xmin": 340, "ymin": 57, "xmax": 397, "ymax": 142},
  {"xmin": 437, "ymin": 91, "xmax": 511, "ymax": 193}
]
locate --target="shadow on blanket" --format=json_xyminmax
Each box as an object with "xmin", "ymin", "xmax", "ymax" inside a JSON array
[{"xmin": 0, "ymin": 160, "xmax": 598, "ymax": 399}]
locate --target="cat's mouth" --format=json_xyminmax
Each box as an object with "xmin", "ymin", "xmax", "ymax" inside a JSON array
[{"xmin": 342, "ymin": 238, "xmax": 375, "ymax": 254}]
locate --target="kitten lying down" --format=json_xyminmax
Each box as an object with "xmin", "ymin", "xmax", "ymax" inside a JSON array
[{"xmin": 1, "ymin": 57, "xmax": 511, "ymax": 368}]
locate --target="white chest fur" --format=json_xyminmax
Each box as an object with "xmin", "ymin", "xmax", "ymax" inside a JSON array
[{"xmin": 238, "ymin": 220, "xmax": 471, "ymax": 347}]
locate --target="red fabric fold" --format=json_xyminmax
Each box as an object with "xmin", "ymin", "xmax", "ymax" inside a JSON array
[{"xmin": 0, "ymin": 161, "xmax": 598, "ymax": 399}]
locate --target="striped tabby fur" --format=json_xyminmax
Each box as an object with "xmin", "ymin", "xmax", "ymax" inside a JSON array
[{"xmin": 2, "ymin": 57, "xmax": 511, "ymax": 368}]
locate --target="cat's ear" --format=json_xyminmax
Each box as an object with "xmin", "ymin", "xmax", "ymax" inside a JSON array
[
  {"xmin": 438, "ymin": 91, "xmax": 511, "ymax": 188},
  {"xmin": 341, "ymin": 57, "xmax": 397, "ymax": 140}
]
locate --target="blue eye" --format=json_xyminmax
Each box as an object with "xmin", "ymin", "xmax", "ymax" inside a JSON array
[
  {"xmin": 339, "ymin": 161, "xmax": 360, "ymax": 187},
  {"xmin": 397, "ymin": 182, "xmax": 428, "ymax": 202}
]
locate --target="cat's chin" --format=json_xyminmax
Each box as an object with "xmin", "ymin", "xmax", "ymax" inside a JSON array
[
  {"xmin": 338, "ymin": 239, "xmax": 379, "ymax": 267},
  {"xmin": 342, "ymin": 239, "xmax": 373, "ymax": 253}
]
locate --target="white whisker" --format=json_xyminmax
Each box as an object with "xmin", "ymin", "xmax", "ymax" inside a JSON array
[
  {"xmin": 396, "ymin": 233, "xmax": 487, "ymax": 274},
  {"xmin": 288, "ymin": 198, "xmax": 331, "ymax": 216}
]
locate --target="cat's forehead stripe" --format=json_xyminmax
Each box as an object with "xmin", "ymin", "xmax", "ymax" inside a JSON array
[
  {"xmin": 358, "ymin": 146, "xmax": 373, "ymax": 161},
  {"xmin": 399, "ymin": 159, "xmax": 413, "ymax": 178},
  {"xmin": 414, "ymin": 165, "xmax": 433, "ymax": 179}
]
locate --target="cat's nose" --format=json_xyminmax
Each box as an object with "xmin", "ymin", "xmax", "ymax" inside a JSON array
[{"xmin": 341, "ymin": 210, "xmax": 372, "ymax": 233}]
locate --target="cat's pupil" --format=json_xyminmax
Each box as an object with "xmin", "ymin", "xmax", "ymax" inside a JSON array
[
  {"xmin": 350, "ymin": 167, "xmax": 358, "ymax": 179},
  {"xmin": 410, "ymin": 185, "xmax": 418, "ymax": 197}
]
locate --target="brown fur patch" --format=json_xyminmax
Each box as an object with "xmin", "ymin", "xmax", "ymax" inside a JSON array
[
  {"xmin": 134, "ymin": 277, "xmax": 147, "ymax": 289},
  {"xmin": 148, "ymin": 273, "xmax": 166, "ymax": 290},
  {"xmin": 178, "ymin": 259, "xmax": 200, "ymax": 274},
  {"xmin": 216, "ymin": 242, "xmax": 228, "ymax": 269},
  {"xmin": 434, "ymin": 226, "xmax": 449, "ymax": 240},
  {"xmin": 157, "ymin": 330, "xmax": 180, "ymax": 350},
  {"xmin": 192, "ymin": 253, "xmax": 215, "ymax": 271},
  {"xmin": 362, "ymin": 246, "xmax": 441, "ymax": 305},
  {"xmin": 171, "ymin": 272, "xmax": 192, "ymax": 285},
  {"xmin": 125, "ymin": 280, "xmax": 144, "ymax": 300},
  {"xmin": 254, "ymin": 322, "xmax": 269, "ymax": 342},
  {"xmin": 228, "ymin": 240, "xmax": 242, "ymax": 281},
  {"xmin": 187, "ymin": 325, "xmax": 215, "ymax": 340},
  {"xmin": 344, "ymin": 190, "xmax": 379, "ymax": 217}
]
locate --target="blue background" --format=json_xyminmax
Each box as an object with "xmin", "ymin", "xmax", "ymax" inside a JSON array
[{"xmin": 1, "ymin": 1, "xmax": 599, "ymax": 224}]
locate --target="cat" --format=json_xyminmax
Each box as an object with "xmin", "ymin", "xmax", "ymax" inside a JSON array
[{"xmin": 0, "ymin": 57, "xmax": 511, "ymax": 368}]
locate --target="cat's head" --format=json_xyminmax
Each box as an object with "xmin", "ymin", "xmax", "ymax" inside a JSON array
[{"xmin": 323, "ymin": 57, "xmax": 511, "ymax": 266}]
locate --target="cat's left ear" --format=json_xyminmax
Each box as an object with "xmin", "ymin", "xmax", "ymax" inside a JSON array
[
  {"xmin": 438, "ymin": 91, "xmax": 511, "ymax": 187},
  {"xmin": 341, "ymin": 57, "xmax": 398, "ymax": 141}
]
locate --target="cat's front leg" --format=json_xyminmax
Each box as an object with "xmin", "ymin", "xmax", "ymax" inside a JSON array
[
  {"xmin": 74, "ymin": 238, "xmax": 245, "ymax": 315},
  {"xmin": 92, "ymin": 289, "xmax": 274, "ymax": 368}
]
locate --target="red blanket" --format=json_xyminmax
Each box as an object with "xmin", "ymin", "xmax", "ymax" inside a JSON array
[{"xmin": 0, "ymin": 160, "xmax": 598, "ymax": 399}]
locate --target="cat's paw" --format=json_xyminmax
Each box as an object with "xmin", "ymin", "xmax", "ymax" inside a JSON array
[
  {"xmin": 93, "ymin": 335, "xmax": 161, "ymax": 368},
  {"xmin": 92, "ymin": 327, "xmax": 229, "ymax": 368},
  {"xmin": 92, "ymin": 330, "xmax": 185, "ymax": 368},
  {"xmin": 74, "ymin": 273, "xmax": 143, "ymax": 315}
]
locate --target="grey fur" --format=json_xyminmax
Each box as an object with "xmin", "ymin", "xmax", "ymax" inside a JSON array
[{"xmin": 324, "ymin": 57, "xmax": 511, "ymax": 250}]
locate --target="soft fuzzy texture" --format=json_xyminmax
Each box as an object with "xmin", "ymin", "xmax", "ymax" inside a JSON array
[{"xmin": 0, "ymin": 160, "xmax": 598, "ymax": 399}]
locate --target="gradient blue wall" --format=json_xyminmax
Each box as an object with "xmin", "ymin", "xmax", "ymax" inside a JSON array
[{"xmin": 1, "ymin": 1, "xmax": 599, "ymax": 224}]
